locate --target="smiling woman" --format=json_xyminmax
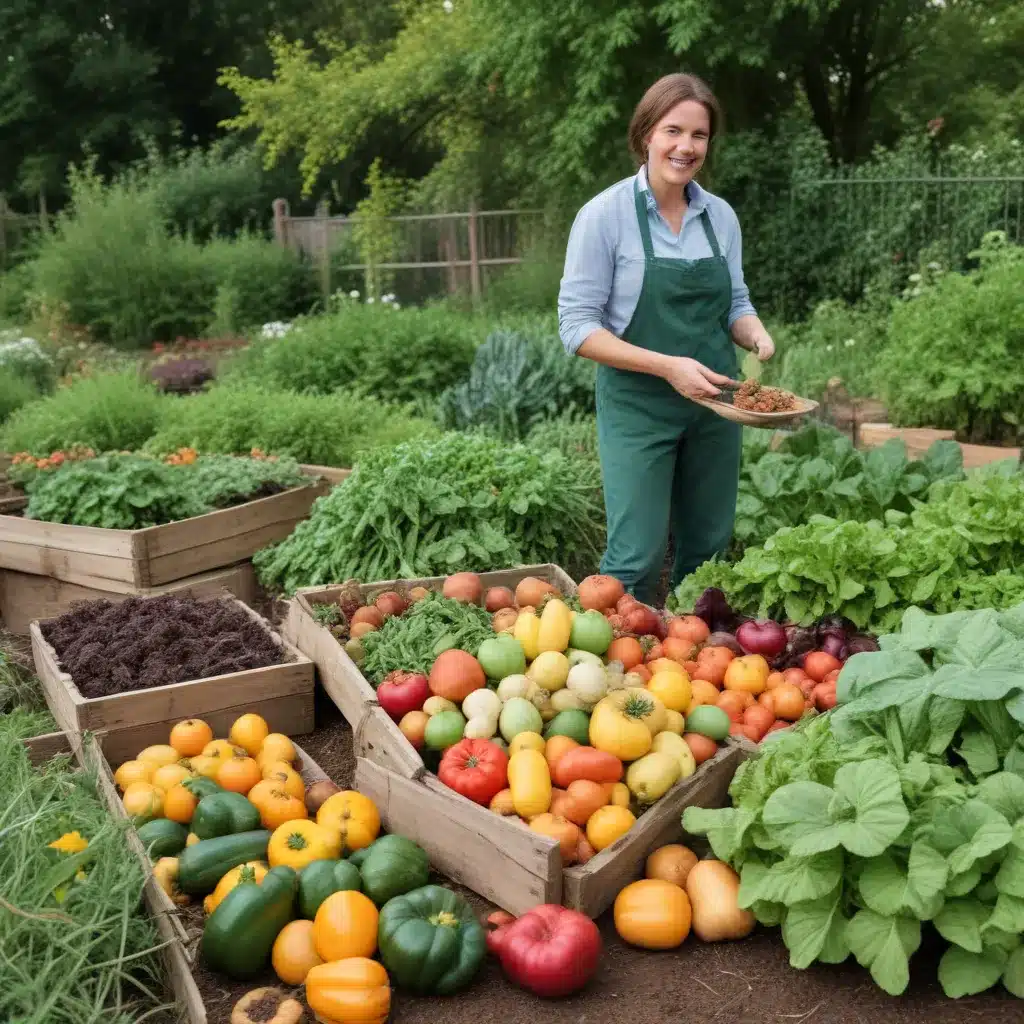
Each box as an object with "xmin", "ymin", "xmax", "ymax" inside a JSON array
[{"xmin": 557, "ymin": 73, "xmax": 777, "ymax": 604}]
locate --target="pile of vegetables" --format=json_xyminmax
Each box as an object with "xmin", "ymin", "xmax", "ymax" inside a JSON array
[
  {"xmin": 682, "ymin": 601, "xmax": 1024, "ymax": 1000},
  {"xmin": 111, "ymin": 712, "xmax": 502, "ymax": 1018}
]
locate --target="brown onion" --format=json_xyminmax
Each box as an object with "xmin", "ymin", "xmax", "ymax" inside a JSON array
[
  {"xmin": 443, "ymin": 572, "xmax": 483, "ymax": 605},
  {"xmin": 408, "ymin": 585, "xmax": 430, "ymax": 603},
  {"xmin": 304, "ymin": 780, "xmax": 341, "ymax": 816},
  {"xmin": 577, "ymin": 574, "xmax": 625, "ymax": 612},
  {"xmin": 492, "ymin": 607, "xmax": 519, "ymax": 633},
  {"xmin": 485, "ymin": 586, "xmax": 516, "ymax": 612}
]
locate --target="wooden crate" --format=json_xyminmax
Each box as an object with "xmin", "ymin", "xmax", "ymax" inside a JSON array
[
  {"xmin": 562, "ymin": 741, "xmax": 750, "ymax": 918},
  {"xmin": 32, "ymin": 597, "xmax": 315, "ymax": 764},
  {"xmin": 355, "ymin": 756, "xmax": 563, "ymax": 915},
  {"xmin": 84, "ymin": 734, "xmax": 330, "ymax": 1024},
  {"xmin": 0, "ymin": 561, "xmax": 257, "ymax": 635},
  {"xmin": 22, "ymin": 728, "xmax": 75, "ymax": 766},
  {"xmin": 282, "ymin": 563, "xmax": 578, "ymax": 779},
  {"xmin": 354, "ymin": 739, "xmax": 751, "ymax": 919},
  {"xmin": 0, "ymin": 473, "xmax": 330, "ymax": 592}
]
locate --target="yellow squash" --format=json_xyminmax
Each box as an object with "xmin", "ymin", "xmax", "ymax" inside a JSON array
[
  {"xmin": 513, "ymin": 611, "xmax": 541, "ymax": 661},
  {"xmin": 589, "ymin": 688, "xmax": 666, "ymax": 761},
  {"xmin": 507, "ymin": 749, "xmax": 552, "ymax": 818},
  {"xmin": 536, "ymin": 599, "xmax": 572, "ymax": 653},
  {"xmin": 526, "ymin": 651, "xmax": 569, "ymax": 692},
  {"xmin": 268, "ymin": 819, "xmax": 341, "ymax": 870},
  {"xmin": 625, "ymin": 751, "xmax": 681, "ymax": 805},
  {"xmin": 305, "ymin": 958, "xmax": 390, "ymax": 1024},
  {"xmin": 650, "ymin": 731, "xmax": 697, "ymax": 780}
]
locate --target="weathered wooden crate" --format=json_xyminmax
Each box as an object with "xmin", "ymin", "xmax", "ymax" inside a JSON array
[
  {"xmin": 282, "ymin": 563, "xmax": 578, "ymax": 779},
  {"xmin": 22, "ymin": 728, "xmax": 75, "ymax": 766},
  {"xmin": 354, "ymin": 738, "xmax": 750, "ymax": 919},
  {"xmin": 0, "ymin": 471, "xmax": 331, "ymax": 592},
  {"xmin": 0, "ymin": 561, "xmax": 257, "ymax": 635},
  {"xmin": 32, "ymin": 597, "xmax": 315, "ymax": 764},
  {"xmin": 84, "ymin": 731, "xmax": 330, "ymax": 1024}
]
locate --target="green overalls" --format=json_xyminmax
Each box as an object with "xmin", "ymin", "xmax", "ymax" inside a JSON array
[{"xmin": 596, "ymin": 180, "xmax": 741, "ymax": 604}]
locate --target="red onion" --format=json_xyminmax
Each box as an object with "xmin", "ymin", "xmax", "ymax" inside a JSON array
[
  {"xmin": 736, "ymin": 619, "xmax": 788, "ymax": 658},
  {"xmin": 705, "ymin": 631, "xmax": 745, "ymax": 655},
  {"xmin": 820, "ymin": 634, "xmax": 848, "ymax": 661}
]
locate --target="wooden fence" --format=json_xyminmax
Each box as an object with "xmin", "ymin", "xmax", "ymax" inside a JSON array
[
  {"xmin": 0, "ymin": 197, "xmax": 46, "ymax": 269},
  {"xmin": 272, "ymin": 199, "xmax": 547, "ymax": 302}
]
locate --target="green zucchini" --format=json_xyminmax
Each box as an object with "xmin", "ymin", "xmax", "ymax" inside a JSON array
[
  {"xmin": 180, "ymin": 776, "xmax": 222, "ymax": 800},
  {"xmin": 136, "ymin": 819, "xmax": 189, "ymax": 859},
  {"xmin": 297, "ymin": 859, "xmax": 363, "ymax": 919},
  {"xmin": 191, "ymin": 791, "xmax": 261, "ymax": 840},
  {"xmin": 177, "ymin": 830, "xmax": 272, "ymax": 894}
]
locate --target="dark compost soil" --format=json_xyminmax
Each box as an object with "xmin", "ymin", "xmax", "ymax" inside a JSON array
[
  {"xmin": 184, "ymin": 684, "xmax": 1022, "ymax": 1024},
  {"xmin": 41, "ymin": 595, "xmax": 285, "ymax": 698}
]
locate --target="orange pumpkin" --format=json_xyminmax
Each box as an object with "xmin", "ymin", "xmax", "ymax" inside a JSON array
[
  {"xmin": 168, "ymin": 718, "xmax": 213, "ymax": 757},
  {"xmin": 272, "ymin": 919, "xmax": 324, "ymax": 985},
  {"xmin": 248, "ymin": 780, "xmax": 309, "ymax": 829},
  {"xmin": 614, "ymin": 878, "xmax": 692, "ymax": 948},
  {"xmin": 217, "ymin": 756, "xmax": 262, "ymax": 794},
  {"xmin": 305, "ymin": 958, "xmax": 390, "ymax": 1024},
  {"xmin": 230, "ymin": 713, "xmax": 270, "ymax": 756},
  {"xmin": 313, "ymin": 890, "xmax": 379, "ymax": 961},
  {"xmin": 316, "ymin": 791, "xmax": 381, "ymax": 852}
]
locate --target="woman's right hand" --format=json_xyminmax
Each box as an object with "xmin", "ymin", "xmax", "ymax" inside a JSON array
[{"xmin": 662, "ymin": 356, "xmax": 736, "ymax": 400}]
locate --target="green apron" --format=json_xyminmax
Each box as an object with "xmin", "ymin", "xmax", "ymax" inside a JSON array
[{"xmin": 596, "ymin": 179, "xmax": 741, "ymax": 603}]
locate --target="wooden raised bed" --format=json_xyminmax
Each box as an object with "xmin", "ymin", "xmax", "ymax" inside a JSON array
[
  {"xmin": 0, "ymin": 470, "xmax": 331, "ymax": 592},
  {"xmin": 22, "ymin": 728, "xmax": 75, "ymax": 766},
  {"xmin": 282, "ymin": 563, "xmax": 578, "ymax": 779},
  {"xmin": 31, "ymin": 597, "xmax": 315, "ymax": 764},
  {"xmin": 87, "ymin": 733, "xmax": 330, "ymax": 1024},
  {"xmin": 0, "ymin": 561, "xmax": 257, "ymax": 635},
  {"xmin": 859, "ymin": 422, "xmax": 1021, "ymax": 470},
  {"xmin": 355, "ymin": 740, "xmax": 750, "ymax": 919}
]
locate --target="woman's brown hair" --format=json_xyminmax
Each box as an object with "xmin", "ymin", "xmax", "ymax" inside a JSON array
[{"xmin": 627, "ymin": 74, "xmax": 722, "ymax": 165}]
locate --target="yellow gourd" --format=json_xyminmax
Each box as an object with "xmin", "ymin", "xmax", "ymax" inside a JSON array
[
  {"xmin": 536, "ymin": 599, "xmax": 572, "ymax": 654},
  {"xmin": 650, "ymin": 731, "xmax": 697, "ymax": 780},
  {"xmin": 526, "ymin": 651, "xmax": 570, "ymax": 692},
  {"xmin": 513, "ymin": 611, "xmax": 541, "ymax": 661},
  {"xmin": 507, "ymin": 749, "xmax": 552, "ymax": 818},
  {"xmin": 589, "ymin": 688, "xmax": 666, "ymax": 761},
  {"xmin": 625, "ymin": 751, "xmax": 681, "ymax": 805}
]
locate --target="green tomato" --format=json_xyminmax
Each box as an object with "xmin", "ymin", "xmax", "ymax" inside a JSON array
[
  {"xmin": 424, "ymin": 709, "xmax": 466, "ymax": 750},
  {"xmin": 568, "ymin": 610, "xmax": 613, "ymax": 656},
  {"xmin": 685, "ymin": 705, "xmax": 730, "ymax": 741},
  {"xmin": 476, "ymin": 633, "xmax": 526, "ymax": 680},
  {"xmin": 543, "ymin": 709, "xmax": 591, "ymax": 745}
]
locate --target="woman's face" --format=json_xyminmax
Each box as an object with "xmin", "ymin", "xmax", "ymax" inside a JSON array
[{"xmin": 645, "ymin": 99, "xmax": 711, "ymax": 193}]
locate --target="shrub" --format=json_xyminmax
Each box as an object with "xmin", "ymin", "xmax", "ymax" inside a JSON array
[
  {"xmin": 226, "ymin": 301, "xmax": 481, "ymax": 404},
  {"xmin": 436, "ymin": 327, "xmax": 595, "ymax": 439},
  {"xmin": 143, "ymin": 383, "xmax": 437, "ymax": 468},
  {"xmin": 527, "ymin": 411, "xmax": 599, "ymax": 463},
  {"xmin": 0, "ymin": 371, "xmax": 166, "ymax": 454},
  {"xmin": 0, "ymin": 370, "xmax": 40, "ymax": 425},
  {"xmin": 878, "ymin": 233, "xmax": 1024, "ymax": 444},
  {"xmin": 0, "ymin": 333, "xmax": 55, "ymax": 392}
]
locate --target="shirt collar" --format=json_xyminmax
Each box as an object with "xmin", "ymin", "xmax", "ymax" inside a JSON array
[{"xmin": 637, "ymin": 164, "xmax": 707, "ymax": 211}]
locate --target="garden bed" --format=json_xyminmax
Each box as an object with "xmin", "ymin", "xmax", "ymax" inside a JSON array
[
  {"xmin": 31, "ymin": 595, "xmax": 314, "ymax": 763},
  {"xmin": 0, "ymin": 470, "xmax": 331, "ymax": 592},
  {"xmin": 859, "ymin": 421, "xmax": 1021, "ymax": 469},
  {"xmin": 0, "ymin": 561, "xmax": 257, "ymax": 634}
]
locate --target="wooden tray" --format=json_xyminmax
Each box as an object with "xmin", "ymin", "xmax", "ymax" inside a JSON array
[
  {"xmin": 0, "ymin": 562, "xmax": 257, "ymax": 635},
  {"xmin": 31, "ymin": 597, "xmax": 315, "ymax": 764},
  {"xmin": 282, "ymin": 564, "xmax": 579, "ymax": 779},
  {"xmin": 0, "ymin": 470, "xmax": 330, "ymax": 592},
  {"xmin": 693, "ymin": 391, "xmax": 819, "ymax": 427}
]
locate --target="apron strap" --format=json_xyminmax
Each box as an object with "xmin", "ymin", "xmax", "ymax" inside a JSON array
[
  {"xmin": 632, "ymin": 180, "xmax": 655, "ymax": 260},
  {"xmin": 698, "ymin": 209, "xmax": 722, "ymax": 259},
  {"xmin": 634, "ymin": 178, "xmax": 724, "ymax": 260}
]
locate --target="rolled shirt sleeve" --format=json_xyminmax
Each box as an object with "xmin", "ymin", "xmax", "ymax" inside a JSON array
[
  {"xmin": 558, "ymin": 201, "xmax": 615, "ymax": 356},
  {"xmin": 718, "ymin": 201, "xmax": 757, "ymax": 326}
]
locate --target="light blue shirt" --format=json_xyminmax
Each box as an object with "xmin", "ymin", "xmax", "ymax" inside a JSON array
[{"xmin": 557, "ymin": 166, "xmax": 757, "ymax": 355}]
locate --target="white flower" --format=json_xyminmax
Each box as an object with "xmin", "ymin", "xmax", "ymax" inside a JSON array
[
  {"xmin": 825, "ymin": 344, "xmax": 834, "ymax": 352},
  {"xmin": 442, "ymin": 0, "xmax": 454, "ymax": 11},
  {"xmin": 349, "ymin": 290, "xmax": 360, "ymax": 298},
  {"xmin": 844, "ymin": 338, "xmax": 856, "ymax": 348},
  {"xmin": 366, "ymin": 296, "xmax": 375, "ymax": 304},
  {"xmin": 908, "ymin": 273, "xmax": 922, "ymax": 283}
]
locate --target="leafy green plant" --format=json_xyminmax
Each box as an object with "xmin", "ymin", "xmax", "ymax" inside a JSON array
[
  {"xmin": 878, "ymin": 232, "xmax": 1024, "ymax": 444},
  {"xmin": 144, "ymin": 383, "xmax": 436, "ymax": 468},
  {"xmin": 187, "ymin": 454, "xmax": 307, "ymax": 509},
  {"xmin": 253, "ymin": 432, "xmax": 605, "ymax": 593},
  {"xmin": 0, "ymin": 371, "xmax": 166, "ymax": 455},
  {"xmin": 526, "ymin": 411, "xmax": 599, "ymax": 463},
  {"xmin": 436, "ymin": 328, "xmax": 595, "ymax": 439},
  {"xmin": 733, "ymin": 423, "xmax": 964, "ymax": 551},
  {"xmin": 0, "ymin": 368, "xmax": 40, "ymax": 424},
  {"xmin": 225, "ymin": 303, "xmax": 481, "ymax": 404},
  {"xmin": 683, "ymin": 602, "xmax": 1024, "ymax": 1000},
  {"xmin": 24, "ymin": 455, "xmax": 206, "ymax": 529},
  {"xmin": 673, "ymin": 469, "xmax": 1024, "ymax": 631}
]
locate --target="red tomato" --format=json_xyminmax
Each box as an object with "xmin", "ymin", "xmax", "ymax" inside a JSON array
[
  {"xmin": 782, "ymin": 667, "xmax": 809, "ymax": 687},
  {"xmin": 742, "ymin": 704, "xmax": 775, "ymax": 740},
  {"xmin": 804, "ymin": 651, "xmax": 843, "ymax": 683},
  {"xmin": 486, "ymin": 905, "xmax": 602, "ymax": 998},
  {"xmin": 376, "ymin": 671, "xmax": 430, "ymax": 722},
  {"xmin": 729, "ymin": 723, "xmax": 761, "ymax": 743},
  {"xmin": 766, "ymin": 720, "xmax": 791, "ymax": 734},
  {"xmin": 438, "ymin": 739, "xmax": 509, "ymax": 806},
  {"xmin": 716, "ymin": 690, "xmax": 748, "ymax": 722}
]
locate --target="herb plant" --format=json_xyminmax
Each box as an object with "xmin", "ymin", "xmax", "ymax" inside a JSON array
[
  {"xmin": 253, "ymin": 432, "xmax": 605, "ymax": 593},
  {"xmin": 683, "ymin": 602, "xmax": 1024, "ymax": 1000}
]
